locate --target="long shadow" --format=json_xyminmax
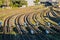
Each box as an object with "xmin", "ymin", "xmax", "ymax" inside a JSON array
[
  {"xmin": 47, "ymin": 12, "xmax": 60, "ymax": 23},
  {"xmin": 49, "ymin": 16, "xmax": 60, "ymax": 23},
  {"xmin": 0, "ymin": 33, "xmax": 60, "ymax": 40}
]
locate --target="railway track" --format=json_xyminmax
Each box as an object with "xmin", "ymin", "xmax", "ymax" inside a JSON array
[
  {"xmin": 2, "ymin": 7, "xmax": 60, "ymax": 40},
  {"xmin": 3, "ymin": 14, "xmax": 18, "ymax": 34},
  {"xmin": 25, "ymin": 12, "xmax": 49, "ymax": 40}
]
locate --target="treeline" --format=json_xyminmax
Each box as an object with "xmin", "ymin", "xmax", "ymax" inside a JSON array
[
  {"xmin": 0, "ymin": 0, "xmax": 40, "ymax": 8},
  {"xmin": 10, "ymin": 0, "xmax": 27, "ymax": 7}
]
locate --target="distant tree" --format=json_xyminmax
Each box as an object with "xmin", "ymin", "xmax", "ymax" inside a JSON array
[
  {"xmin": 0, "ymin": 1, "xmax": 2, "ymax": 6},
  {"xmin": 10, "ymin": 0, "xmax": 27, "ymax": 7},
  {"xmin": 0, "ymin": 0, "xmax": 4, "ymax": 6},
  {"xmin": 34, "ymin": 0, "xmax": 40, "ymax": 5},
  {"xmin": 0, "ymin": 0, "xmax": 10, "ymax": 7}
]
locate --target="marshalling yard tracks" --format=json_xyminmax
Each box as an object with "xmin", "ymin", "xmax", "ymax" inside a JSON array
[{"xmin": 2, "ymin": 7, "xmax": 60, "ymax": 40}]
